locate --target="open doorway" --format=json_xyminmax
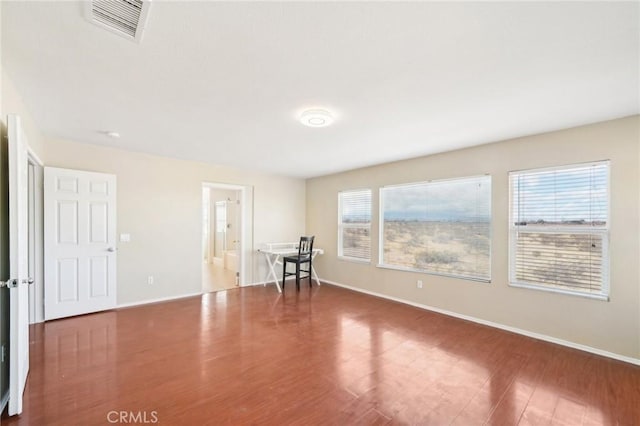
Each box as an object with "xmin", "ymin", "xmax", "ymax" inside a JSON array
[{"xmin": 202, "ymin": 183, "xmax": 249, "ymax": 293}]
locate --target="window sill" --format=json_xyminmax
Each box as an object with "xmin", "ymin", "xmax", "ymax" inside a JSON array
[
  {"xmin": 376, "ymin": 263, "xmax": 491, "ymax": 284},
  {"xmin": 338, "ymin": 256, "xmax": 371, "ymax": 265},
  {"xmin": 509, "ymin": 281, "xmax": 609, "ymax": 301}
]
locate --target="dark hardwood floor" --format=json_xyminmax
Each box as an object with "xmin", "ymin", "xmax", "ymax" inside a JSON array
[{"xmin": 2, "ymin": 283, "xmax": 639, "ymax": 425}]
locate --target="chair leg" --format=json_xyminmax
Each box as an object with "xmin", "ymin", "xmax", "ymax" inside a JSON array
[
  {"xmin": 282, "ymin": 260, "xmax": 286, "ymax": 293},
  {"xmin": 296, "ymin": 263, "xmax": 300, "ymax": 291},
  {"xmin": 309, "ymin": 260, "xmax": 313, "ymax": 287}
]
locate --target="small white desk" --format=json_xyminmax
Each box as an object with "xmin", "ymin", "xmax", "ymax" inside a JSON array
[{"xmin": 258, "ymin": 242, "xmax": 323, "ymax": 293}]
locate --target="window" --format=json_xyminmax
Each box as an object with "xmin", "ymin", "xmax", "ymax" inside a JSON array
[
  {"xmin": 509, "ymin": 161, "xmax": 609, "ymax": 299},
  {"xmin": 338, "ymin": 189, "xmax": 372, "ymax": 261},
  {"xmin": 380, "ymin": 175, "xmax": 491, "ymax": 281}
]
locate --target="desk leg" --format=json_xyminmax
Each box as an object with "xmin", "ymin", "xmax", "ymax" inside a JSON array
[
  {"xmin": 311, "ymin": 253, "xmax": 321, "ymax": 286},
  {"xmin": 263, "ymin": 253, "xmax": 282, "ymax": 293}
]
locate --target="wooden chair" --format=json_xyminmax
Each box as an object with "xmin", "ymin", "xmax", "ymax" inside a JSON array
[{"xmin": 282, "ymin": 236, "xmax": 315, "ymax": 292}]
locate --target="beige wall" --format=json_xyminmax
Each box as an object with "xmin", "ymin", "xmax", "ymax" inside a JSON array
[
  {"xmin": 2, "ymin": 40, "xmax": 638, "ymax": 359},
  {"xmin": 1, "ymin": 70, "xmax": 45, "ymax": 159},
  {"xmin": 44, "ymin": 138, "xmax": 306, "ymax": 305},
  {"xmin": 307, "ymin": 115, "xmax": 640, "ymax": 360},
  {"xmin": 2, "ymin": 64, "xmax": 306, "ymax": 307},
  {"xmin": 1, "ymin": 62, "xmax": 306, "ymax": 308}
]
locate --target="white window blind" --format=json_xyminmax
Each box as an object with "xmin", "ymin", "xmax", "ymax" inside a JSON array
[
  {"xmin": 380, "ymin": 175, "xmax": 491, "ymax": 281},
  {"xmin": 338, "ymin": 189, "xmax": 372, "ymax": 261},
  {"xmin": 509, "ymin": 161, "xmax": 609, "ymax": 298}
]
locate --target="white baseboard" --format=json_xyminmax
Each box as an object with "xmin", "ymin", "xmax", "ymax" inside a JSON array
[
  {"xmin": 245, "ymin": 280, "xmax": 282, "ymax": 289},
  {"xmin": 245, "ymin": 279, "xmax": 318, "ymax": 290},
  {"xmin": 116, "ymin": 283, "xmax": 278, "ymax": 310},
  {"xmin": 322, "ymin": 279, "xmax": 640, "ymax": 366},
  {"xmin": 117, "ymin": 292, "xmax": 202, "ymax": 309}
]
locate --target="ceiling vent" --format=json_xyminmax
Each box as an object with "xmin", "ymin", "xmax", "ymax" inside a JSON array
[{"xmin": 85, "ymin": 0, "xmax": 151, "ymax": 43}]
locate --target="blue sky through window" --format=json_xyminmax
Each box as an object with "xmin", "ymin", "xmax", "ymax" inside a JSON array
[
  {"xmin": 382, "ymin": 176, "xmax": 491, "ymax": 222},
  {"xmin": 512, "ymin": 163, "xmax": 608, "ymax": 225}
]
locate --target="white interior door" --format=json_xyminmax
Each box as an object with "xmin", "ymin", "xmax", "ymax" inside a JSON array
[
  {"xmin": 44, "ymin": 167, "xmax": 117, "ymax": 320},
  {"xmin": 7, "ymin": 115, "xmax": 30, "ymax": 416}
]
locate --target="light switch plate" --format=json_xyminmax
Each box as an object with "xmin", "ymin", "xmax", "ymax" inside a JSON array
[{"xmin": 120, "ymin": 233, "xmax": 131, "ymax": 242}]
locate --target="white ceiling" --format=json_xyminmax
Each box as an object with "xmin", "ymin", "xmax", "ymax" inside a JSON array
[{"xmin": 2, "ymin": 1, "xmax": 638, "ymax": 178}]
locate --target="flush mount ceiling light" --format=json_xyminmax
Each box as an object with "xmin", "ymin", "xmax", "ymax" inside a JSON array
[{"xmin": 299, "ymin": 109, "xmax": 334, "ymax": 128}]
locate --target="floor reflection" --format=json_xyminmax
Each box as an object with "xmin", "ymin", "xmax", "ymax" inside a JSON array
[
  {"xmin": 330, "ymin": 291, "xmax": 620, "ymax": 424},
  {"xmin": 202, "ymin": 262, "xmax": 237, "ymax": 293},
  {"xmin": 3, "ymin": 285, "xmax": 636, "ymax": 425}
]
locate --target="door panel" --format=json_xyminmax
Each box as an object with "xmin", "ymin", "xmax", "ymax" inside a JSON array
[
  {"xmin": 57, "ymin": 258, "xmax": 79, "ymax": 302},
  {"xmin": 89, "ymin": 256, "xmax": 109, "ymax": 298},
  {"xmin": 57, "ymin": 201, "xmax": 78, "ymax": 244},
  {"xmin": 89, "ymin": 180, "xmax": 109, "ymax": 195},
  {"xmin": 56, "ymin": 176, "xmax": 78, "ymax": 193},
  {"xmin": 89, "ymin": 202, "xmax": 108, "ymax": 243},
  {"xmin": 45, "ymin": 168, "xmax": 117, "ymax": 320}
]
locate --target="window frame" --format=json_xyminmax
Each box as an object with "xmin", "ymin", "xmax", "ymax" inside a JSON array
[
  {"xmin": 378, "ymin": 174, "xmax": 492, "ymax": 282},
  {"xmin": 337, "ymin": 188, "xmax": 372, "ymax": 263},
  {"xmin": 508, "ymin": 160, "xmax": 610, "ymax": 301}
]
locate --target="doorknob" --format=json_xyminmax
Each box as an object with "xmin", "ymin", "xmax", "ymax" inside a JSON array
[{"xmin": 107, "ymin": 247, "xmax": 116, "ymax": 252}]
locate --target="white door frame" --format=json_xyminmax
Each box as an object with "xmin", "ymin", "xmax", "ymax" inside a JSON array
[
  {"xmin": 201, "ymin": 182, "xmax": 253, "ymax": 287},
  {"xmin": 27, "ymin": 148, "xmax": 44, "ymax": 324}
]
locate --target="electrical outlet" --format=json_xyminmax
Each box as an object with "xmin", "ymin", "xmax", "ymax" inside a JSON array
[
  {"xmin": 147, "ymin": 276, "xmax": 154, "ymax": 285},
  {"xmin": 417, "ymin": 280, "xmax": 423, "ymax": 289}
]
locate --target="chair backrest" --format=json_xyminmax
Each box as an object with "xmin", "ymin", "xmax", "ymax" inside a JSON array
[{"xmin": 298, "ymin": 236, "xmax": 315, "ymax": 257}]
